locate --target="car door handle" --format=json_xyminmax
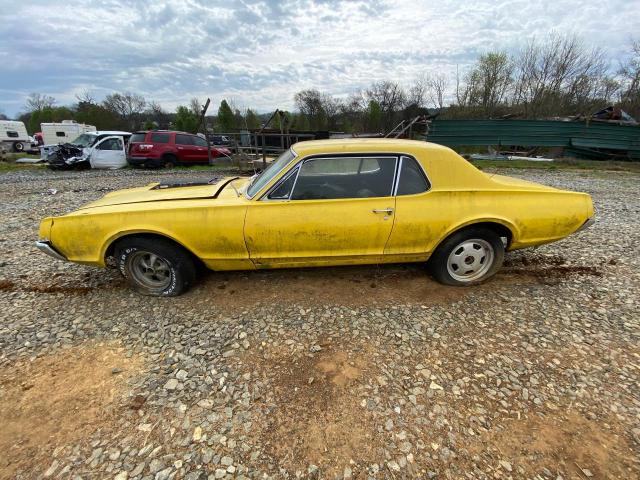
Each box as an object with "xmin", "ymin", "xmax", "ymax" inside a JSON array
[{"xmin": 372, "ymin": 208, "xmax": 394, "ymax": 214}]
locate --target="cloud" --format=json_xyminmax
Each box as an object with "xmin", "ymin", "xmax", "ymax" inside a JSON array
[{"xmin": 0, "ymin": 0, "xmax": 638, "ymax": 117}]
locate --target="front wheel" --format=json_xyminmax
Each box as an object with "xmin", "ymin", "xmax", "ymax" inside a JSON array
[
  {"xmin": 115, "ymin": 237, "xmax": 196, "ymax": 296},
  {"xmin": 13, "ymin": 142, "xmax": 24, "ymax": 152},
  {"xmin": 429, "ymin": 227, "xmax": 505, "ymax": 286}
]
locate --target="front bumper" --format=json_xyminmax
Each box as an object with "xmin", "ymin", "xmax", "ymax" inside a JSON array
[{"xmin": 35, "ymin": 240, "xmax": 68, "ymax": 261}]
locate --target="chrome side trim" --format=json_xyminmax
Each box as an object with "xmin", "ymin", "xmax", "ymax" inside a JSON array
[{"xmin": 35, "ymin": 240, "xmax": 68, "ymax": 261}]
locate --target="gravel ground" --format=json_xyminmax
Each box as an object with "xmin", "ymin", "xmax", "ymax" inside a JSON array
[{"xmin": 0, "ymin": 167, "xmax": 638, "ymax": 480}]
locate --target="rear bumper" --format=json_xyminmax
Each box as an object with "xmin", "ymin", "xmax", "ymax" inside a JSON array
[
  {"xmin": 35, "ymin": 240, "xmax": 68, "ymax": 261},
  {"xmin": 127, "ymin": 156, "xmax": 155, "ymax": 166}
]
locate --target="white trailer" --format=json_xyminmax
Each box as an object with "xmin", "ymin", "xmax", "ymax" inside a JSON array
[
  {"xmin": 41, "ymin": 120, "xmax": 96, "ymax": 146},
  {"xmin": 0, "ymin": 120, "xmax": 30, "ymax": 152}
]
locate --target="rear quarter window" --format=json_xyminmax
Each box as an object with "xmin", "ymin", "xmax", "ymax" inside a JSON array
[
  {"xmin": 150, "ymin": 133, "xmax": 170, "ymax": 144},
  {"xmin": 129, "ymin": 133, "xmax": 146, "ymax": 143}
]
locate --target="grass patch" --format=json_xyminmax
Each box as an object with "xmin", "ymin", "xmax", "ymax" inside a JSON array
[{"xmin": 471, "ymin": 158, "xmax": 640, "ymax": 173}]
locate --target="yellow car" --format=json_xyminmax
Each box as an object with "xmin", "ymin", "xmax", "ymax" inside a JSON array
[{"xmin": 36, "ymin": 139, "xmax": 594, "ymax": 296}]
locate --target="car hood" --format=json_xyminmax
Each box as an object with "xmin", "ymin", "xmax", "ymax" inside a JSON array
[{"xmin": 78, "ymin": 176, "xmax": 247, "ymax": 210}]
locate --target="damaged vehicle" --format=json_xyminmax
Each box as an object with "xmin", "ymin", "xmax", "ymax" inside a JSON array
[
  {"xmin": 45, "ymin": 131, "xmax": 132, "ymax": 170},
  {"xmin": 36, "ymin": 139, "xmax": 594, "ymax": 296}
]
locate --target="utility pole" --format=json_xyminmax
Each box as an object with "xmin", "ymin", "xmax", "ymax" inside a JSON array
[{"xmin": 199, "ymin": 98, "xmax": 212, "ymax": 165}]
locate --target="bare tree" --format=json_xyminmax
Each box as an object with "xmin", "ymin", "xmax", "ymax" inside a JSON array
[
  {"xmin": 145, "ymin": 101, "xmax": 169, "ymax": 128},
  {"xmin": 425, "ymin": 73, "xmax": 449, "ymax": 110},
  {"xmin": 75, "ymin": 89, "xmax": 95, "ymax": 105},
  {"xmin": 103, "ymin": 92, "xmax": 147, "ymax": 129},
  {"xmin": 25, "ymin": 93, "xmax": 56, "ymax": 112},
  {"xmin": 294, "ymin": 89, "xmax": 329, "ymax": 130},
  {"xmin": 189, "ymin": 97, "xmax": 202, "ymax": 115},
  {"xmin": 408, "ymin": 76, "xmax": 427, "ymax": 107},
  {"xmin": 365, "ymin": 81, "xmax": 407, "ymax": 131},
  {"xmin": 619, "ymin": 39, "xmax": 640, "ymax": 116},
  {"xmin": 512, "ymin": 34, "xmax": 607, "ymax": 117}
]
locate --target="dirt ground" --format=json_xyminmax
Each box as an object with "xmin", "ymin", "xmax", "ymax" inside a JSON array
[{"xmin": 0, "ymin": 343, "xmax": 145, "ymax": 479}]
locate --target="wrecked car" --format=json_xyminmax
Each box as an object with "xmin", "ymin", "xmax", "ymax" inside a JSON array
[
  {"xmin": 36, "ymin": 139, "xmax": 595, "ymax": 296},
  {"xmin": 45, "ymin": 131, "xmax": 132, "ymax": 170}
]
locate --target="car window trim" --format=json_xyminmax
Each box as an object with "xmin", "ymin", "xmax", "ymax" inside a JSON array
[
  {"xmin": 260, "ymin": 154, "xmax": 399, "ymax": 201},
  {"xmin": 394, "ymin": 155, "xmax": 432, "ymax": 196},
  {"xmin": 263, "ymin": 165, "xmax": 300, "ymax": 201},
  {"xmin": 254, "ymin": 150, "xmax": 431, "ymax": 201}
]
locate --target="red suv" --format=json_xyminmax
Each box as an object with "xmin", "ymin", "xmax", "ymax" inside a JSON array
[{"xmin": 127, "ymin": 131, "xmax": 231, "ymax": 168}]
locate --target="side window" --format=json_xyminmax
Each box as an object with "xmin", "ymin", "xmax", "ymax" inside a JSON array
[
  {"xmin": 267, "ymin": 167, "xmax": 299, "ymax": 200},
  {"xmin": 396, "ymin": 156, "xmax": 430, "ymax": 195},
  {"xmin": 56, "ymin": 131, "xmax": 66, "ymax": 137},
  {"xmin": 97, "ymin": 138, "xmax": 123, "ymax": 150},
  {"xmin": 151, "ymin": 133, "xmax": 170, "ymax": 143},
  {"xmin": 193, "ymin": 136, "xmax": 208, "ymax": 147},
  {"xmin": 291, "ymin": 156, "xmax": 397, "ymax": 200},
  {"xmin": 175, "ymin": 134, "xmax": 193, "ymax": 145},
  {"xmin": 7, "ymin": 131, "xmax": 19, "ymax": 138}
]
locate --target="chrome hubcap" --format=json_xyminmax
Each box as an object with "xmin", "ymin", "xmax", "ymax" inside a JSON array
[
  {"xmin": 128, "ymin": 251, "xmax": 171, "ymax": 290},
  {"xmin": 446, "ymin": 238, "xmax": 494, "ymax": 282}
]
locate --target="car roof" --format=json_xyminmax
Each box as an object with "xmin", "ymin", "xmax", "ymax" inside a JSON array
[
  {"xmin": 89, "ymin": 131, "xmax": 132, "ymax": 135},
  {"xmin": 290, "ymin": 138, "xmax": 451, "ymax": 156},
  {"xmin": 134, "ymin": 130, "xmax": 194, "ymax": 135}
]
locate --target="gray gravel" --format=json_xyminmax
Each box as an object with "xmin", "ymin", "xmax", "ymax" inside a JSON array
[{"xmin": 0, "ymin": 166, "xmax": 639, "ymax": 479}]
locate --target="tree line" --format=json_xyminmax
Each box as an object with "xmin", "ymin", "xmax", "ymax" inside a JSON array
[
  {"xmin": 16, "ymin": 92, "xmax": 264, "ymax": 135},
  {"xmin": 12, "ymin": 34, "xmax": 640, "ymax": 136}
]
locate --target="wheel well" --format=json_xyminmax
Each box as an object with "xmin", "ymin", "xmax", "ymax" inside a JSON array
[
  {"xmin": 450, "ymin": 222, "xmax": 513, "ymax": 248},
  {"xmin": 105, "ymin": 233, "xmax": 202, "ymax": 268},
  {"xmin": 162, "ymin": 152, "xmax": 177, "ymax": 160}
]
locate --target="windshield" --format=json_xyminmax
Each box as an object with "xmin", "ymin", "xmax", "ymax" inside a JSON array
[
  {"xmin": 246, "ymin": 149, "xmax": 296, "ymax": 198},
  {"xmin": 70, "ymin": 133, "xmax": 96, "ymax": 148}
]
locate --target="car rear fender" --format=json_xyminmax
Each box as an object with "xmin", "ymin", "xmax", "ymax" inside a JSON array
[{"xmin": 432, "ymin": 217, "xmax": 519, "ymax": 253}]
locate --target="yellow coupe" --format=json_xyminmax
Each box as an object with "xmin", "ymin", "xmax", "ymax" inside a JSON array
[{"xmin": 36, "ymin": 139, "xmax": 594, "ymax": 296}]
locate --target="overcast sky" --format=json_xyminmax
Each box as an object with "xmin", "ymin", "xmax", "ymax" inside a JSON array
[{"xmin": 0, "ymin": 0, "xmax": 638, "ymax": 117}]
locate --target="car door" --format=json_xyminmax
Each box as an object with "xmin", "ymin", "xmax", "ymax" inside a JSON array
[
  {"xmin": 244, "ymin": 155, "xmax": 398, "ymax": 267},
  {"xmin": 89, "ymin": 136, "xmax": 126, "ymax": 169},
  {"xmin": 191, "ymin": 135, "xmax": 210, "ymax": 163},
  {"xmin": 383, "ymin": 155, "xmax": 435, "ymax": 258},
  {"xmin": 175, "ymin": 134, "xmax": 196, "ymax": 163}
]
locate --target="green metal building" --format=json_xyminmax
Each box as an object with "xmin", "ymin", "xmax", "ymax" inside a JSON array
[{"xmin": 425, "ymin": 120, "xmax": 640, "ymax": 160}]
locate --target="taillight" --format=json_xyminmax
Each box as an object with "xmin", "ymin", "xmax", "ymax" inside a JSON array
[{"xmin": 138, "ymin": 144, "xmax": 153, "ymax": 151}]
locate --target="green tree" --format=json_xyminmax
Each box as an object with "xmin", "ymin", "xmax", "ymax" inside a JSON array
[
  {"xmin": 217, "ymin": 100, "xmax": 235, "ymax": 131},
  {"xmin": 174, "ymin": 106, "xmax": 199, "ymax": 133},
  {"xmin": 244, "ymin": 108, "xmax": 260, "ymax": 129},
  {"xmin": 366, "ymin": 100, "xmax": 383, "ymax": 132},
  {"xmin": 75, "ymin": 101, "xmax": 121, "ymax": 130},
  {"xmin": 28, "ymin": 106, "xmax": 74, "ymax": 133}
]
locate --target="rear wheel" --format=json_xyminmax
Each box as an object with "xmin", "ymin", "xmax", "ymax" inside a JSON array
[
  {"xmin": 115, "ymin": 237, "xmax": 196, "ymax": 296},
  {"xmin": 429, "ymin": 227, "xmax": 504, "ymax": 286},
  {"xmin": 161, "ymin": 154, "xmax": 178, "ymax": 169},
  {"xmin": 13, "ymin": 142, "xmax": 24, "ymax": 152}
]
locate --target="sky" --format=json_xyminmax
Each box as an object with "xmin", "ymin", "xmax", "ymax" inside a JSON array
[{"xmin": 0, "ymin": 0, "xmax": 638, "ymax": 117}]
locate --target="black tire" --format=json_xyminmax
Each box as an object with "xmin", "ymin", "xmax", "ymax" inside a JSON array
[
  {"xmin": 114, "ymin": 237, "xmax": 196, "ymax": 296},
  {"xmin": 161, "ymin": 154, "xmax": 178, "ymax": 169},
  {"xmin": 429, "ymin": 227, "xmax": 504, "ymax": 286},
  {"xmin": 13, "ymin": 142, "xmax": 24, "ymax": 152}
]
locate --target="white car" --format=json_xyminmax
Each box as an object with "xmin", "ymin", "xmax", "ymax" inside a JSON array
[{"xmin": 45, "ymin": 131, "xmax": 132, "ymax": 170}]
